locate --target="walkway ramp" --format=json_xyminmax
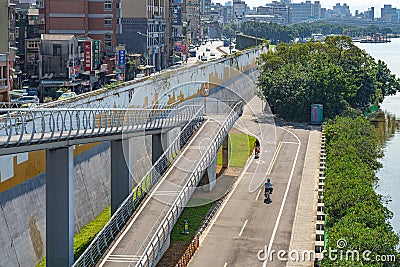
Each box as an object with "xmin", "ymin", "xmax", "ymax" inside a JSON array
[{"xmin": 74, "ymin": 103, "xmax": 243, "ymax": 267}]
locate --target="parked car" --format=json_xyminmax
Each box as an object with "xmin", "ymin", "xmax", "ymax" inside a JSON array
[
  {"xmin": 58, "ymin": 91, "xmax": 77, "ymax": 100},
  {"xmin": 201, "ymin": 56, "xmax": 208, "ymax": 61},
  {"xmin": 210, "ymin": 51, "xmax": 216, "ymax": 56},
  {"xmin": 17, "ymin": 95, "xmax": 39, "ymax": 104},
  {"xmin": 206, "ymin": 47, "xmax": 211, "ymax": 51}
]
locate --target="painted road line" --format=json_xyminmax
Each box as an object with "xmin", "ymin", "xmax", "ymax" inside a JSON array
[
  {"xmin": 200, "ymin": 149, "xmax": 255, "ymax": 242},
  {"xmin": 255, "ymin": 188, "xmax": 262, "ymax": 201},
  {"xmin": 266, "ymin": 141, "xmax": 283, "ymax": 177},
  {"xmin": 282, "ymin": 141, "xmax": 300, "ymax": 145},
  {"xmin": 99, "ymin": 119, "xmax": 211, "ymax": 267},
  {"xmin": 238, "ymin": 220, "xmax": 248, "ymax": 237},
  {"xmin": 263, "ymin": 127, "xmax": 301, "ymax": 267}
]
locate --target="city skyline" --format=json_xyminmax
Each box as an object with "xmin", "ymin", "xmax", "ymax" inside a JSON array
[{"xmin": 217, "ymin": 0, "xmax": 399, "ymax": 17}]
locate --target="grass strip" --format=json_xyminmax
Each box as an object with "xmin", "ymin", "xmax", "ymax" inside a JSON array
[{"xmin": 37, "ymin": 206, "xmax": 111, "ymax": 267}]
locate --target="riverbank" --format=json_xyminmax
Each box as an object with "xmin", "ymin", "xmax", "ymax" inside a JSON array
[{"xmin": 321, "ymin": 116, "xmax": 399, "ymax": 266}]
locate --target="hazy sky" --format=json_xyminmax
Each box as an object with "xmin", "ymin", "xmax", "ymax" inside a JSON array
[{"xmin": 216, "ymin": 0, "xmax": 399, "ymax": 17}]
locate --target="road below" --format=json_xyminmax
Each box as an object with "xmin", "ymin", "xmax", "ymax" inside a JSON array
[{"xmin": 188, "ymin": 97, "xmax": 318, "ymax": 267}]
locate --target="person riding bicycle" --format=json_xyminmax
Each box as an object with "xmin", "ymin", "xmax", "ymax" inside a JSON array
[
  {"xmin": 254, "ymin": 139, "xmax": 260, "ymax": 159},
  {"xmin": 265, "ymin": 177, "xmax": 273, "ymax": 196}
]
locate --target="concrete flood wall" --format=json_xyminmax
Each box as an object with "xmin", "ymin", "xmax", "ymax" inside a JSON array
[{"xmin": 0, "ymin": 47, "xmax": 265, "ymax": 266}]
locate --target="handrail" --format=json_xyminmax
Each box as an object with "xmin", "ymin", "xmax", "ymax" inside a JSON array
[
  {"xmin": 73, "ymin": 106, "xmax": 205, "ymax": 267},
  {"xmin": 0, "ymin": 105, "xmax": 202, "ymax": 150},
  {"xmin": 136, "ymin": 101, "xmax": 243, "ymax": 267}
]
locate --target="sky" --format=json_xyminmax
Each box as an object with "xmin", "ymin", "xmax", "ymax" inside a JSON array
[{"xmin": 216, "ymin": 0, "xmax": 400, "ymax": 17}]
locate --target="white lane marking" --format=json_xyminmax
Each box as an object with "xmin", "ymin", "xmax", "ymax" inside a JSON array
[
  {"xmin": 282, "ymin": 141, "xmax": 300, "ymax": 145},
  {"xmin": 255, "ymin": 188, "xmax": 262, "ymax": 201},
  {"xmin": 200, "ymin": 149, "xmax": 255, "ymax": 241},
  {"xmin": 265, "ymin": 141, "xmax": 283, "ymax": 177},
  {"xmin": 99, "ymin": 119, "xmax": 211, "ymax": 267},
  {"xmin": 263, "ymin": 127, "xmax": 302, "ymax": 267},
  {"xmin": 238, "ymin": 220, "xmax": 248, "ymax": 237}
]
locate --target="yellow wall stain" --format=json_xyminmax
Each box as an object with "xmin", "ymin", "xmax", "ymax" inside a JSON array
[{"xmin": 0, "ymin": 142, "xmax": 102, "ymax": 193}]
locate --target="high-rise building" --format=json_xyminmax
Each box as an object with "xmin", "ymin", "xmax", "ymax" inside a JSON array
[
  {"xmin": 200, "ymin": 0, "xmax": 211, "ymax": 15},
  {"xmin": 368, "ymin": 7, "xmax": 375, "ymax": 21},
  {"xmin": 0, "ymin": 0, "xmax": 8, "ymax": 53},
  {"xmin": 233, "ymin": 0, "xmax": 247, "ymax": 24},
  {"xmin": 0, "ymin": 0, "xmax": 14, "ymax": 102},
  {"xmin": 118, "ymin": 0, "xmax": 168, "ymax": 71},
  {"xmin": 288, "ymin": 0, "xmax": 321, "ymax": 23},
  {"xmin": 186, "ymin": 0, "xmax": 201, "ymax": 44},
  {"xmin": 381, "ymin": 4, "xmax": 398, "ymax": 22},
  {"xmin": 257, "ymin": 1, "xmax": 290, "ymax": 24},
  {"xmin": 43, "ymin": 0, "xmax": 119, "ymax": 55},
  {"xmin": 332, "ymin": 3, "xmax": 351, "ymax": 18}
]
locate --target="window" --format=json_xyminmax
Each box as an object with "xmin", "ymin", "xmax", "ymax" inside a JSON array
[
  {"xmin": 104, "ymin": 1, "xmax": 112, "ymax": 10},
  {"xmin": 27, "ymin": 41, "xmax": 38, "ymax": 49},
  {"xmin": 104, "ymin": 18, "xmax": 112, "ymax": 28},
  {"xmin": 116, "ymin": 2, "xmax": 120, "ymax": 9},
  {"xmin": 53, "ymin": 44, "xmax": 61, "ymax": 56},
  {"xmin": 104, "ymin": 34, "xmax": 112, "ymax": 48}
]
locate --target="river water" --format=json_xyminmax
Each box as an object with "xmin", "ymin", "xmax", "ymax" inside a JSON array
[{"xmin": 356, "ymin": 39, "xmax": 400, "ymax": 235}]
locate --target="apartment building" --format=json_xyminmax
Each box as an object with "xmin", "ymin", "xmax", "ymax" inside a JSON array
[
  {"xmin": 257, "ymin": 1, "xmax": 290, "ymax": 24},
  {"xmin": 200, "ymin": 0, "xmax": 211, "ymax": 15},
  {"xmin": 381, "ymin": 4, "xmax": 399, "ymax": 22},
  {"xmin": 186, "ymin": 0, "xmax": 200, "ymax": 44},
  {"xmin": 118, "ymin": 0, "xmax": 168, "ymax": 71},
  {"xmin": 43, "ymin": 0, "xmax": 119, "ymax": 55},
  {"xmin": 233, "ymin": 0, "xmax": 247, "ymax": 25},
  {"xmin": 288, "ymin": 0, "xmax": 322, "ymax": 23},
  {"xmin": 0, "ymin": 0, "xmax": 12, "ymax": 102}
]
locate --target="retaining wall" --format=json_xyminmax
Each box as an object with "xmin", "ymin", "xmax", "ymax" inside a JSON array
[{"xmin": 0, "ymin": 47, "xmax": 264, "ymax": 266}]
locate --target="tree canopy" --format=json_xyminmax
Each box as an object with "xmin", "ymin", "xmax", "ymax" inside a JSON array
[
  {"xmin": 257, "ymin": 35, "xmax": 400, "ymax": 122},
  {"xmin": 322, "ymin": 116, "xmax": 399, "ymax": 266}
]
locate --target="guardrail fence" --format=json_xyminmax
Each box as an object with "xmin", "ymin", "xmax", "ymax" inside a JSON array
[
  {"xmin": 0, "ymin": 105, "xmax": 201, "ymax": 149},
  {"xmin": 136, "ymin": 101, "xmax": 243, "ymax": 267},
  {"xmin": 73, "ymin": 106, "xmax": 205, "ymax": 267}
]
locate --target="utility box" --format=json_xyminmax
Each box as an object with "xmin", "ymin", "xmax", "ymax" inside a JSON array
[{"xmin": 311, "ymin": 104, "xmax": 323, "ymax": 124}]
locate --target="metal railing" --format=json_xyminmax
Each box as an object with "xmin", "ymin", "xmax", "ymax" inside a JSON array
[
  {"xmin": 0, "ymin": 102, "xmax": 22, "ymax": 109},
  {"xmin": 73, "ymin": 106, "xmax": 205, "ymax": 267},
  {"xmin": 0, "ymin": 105, "xmax": 201, "ymax": 149},
  {"xmin": 136, "ymin": 101, "xmax": 243, "ymax": 267}
]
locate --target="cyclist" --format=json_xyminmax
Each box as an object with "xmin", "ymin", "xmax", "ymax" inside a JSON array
[
  {"xmin": 254, "ymin": 139, "xmax": 260, "ymax": 159},
  {"xmin": 265, "ymin": 177, "xmax": 273, "ymax": 197}
]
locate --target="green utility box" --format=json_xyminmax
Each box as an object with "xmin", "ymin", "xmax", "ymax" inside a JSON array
[{"xmin": 311, "ymin": 104, "xmax": 323, "ymax": 124}]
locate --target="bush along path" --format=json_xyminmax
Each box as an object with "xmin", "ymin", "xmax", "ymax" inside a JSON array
[{"xmin": 322, "ymin": 116, "xmax": 399, "ymax": 266}]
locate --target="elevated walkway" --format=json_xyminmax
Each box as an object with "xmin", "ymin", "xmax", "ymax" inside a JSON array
[
  {"xmin": 0, "ymin": 106, "xmax": 200, "ymax": 155},
  {"xmin": 74, "ymin": 103, "xmax": 243, "ymax": 267}
]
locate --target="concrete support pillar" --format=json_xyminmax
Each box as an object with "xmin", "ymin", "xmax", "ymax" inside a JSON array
[
  {"xmin": 222, "ymin": 134, "xmax": 230, "ymax": 169},
  {"xmin": 202, "ymin": 156, "xmax": 217, "ymax": 192},
  {"xmin": 111, "ymin": 139, "xmax": 132, "ymax": 214},
  {"xmin": 152, "ymin": 133, "xmax": 165, "ymax": 165},
  {"xmin": 152, "ymin": 127, "xmax": 181, "ymax": 165},
  {"xmin": 46, "ymin": 146, "xmax": 74, "ymax": 267}
]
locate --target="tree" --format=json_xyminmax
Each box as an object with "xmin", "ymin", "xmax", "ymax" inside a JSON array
[{"xmin": 258, "ymin": 35, "xmax": 400, "ymax": 122}]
